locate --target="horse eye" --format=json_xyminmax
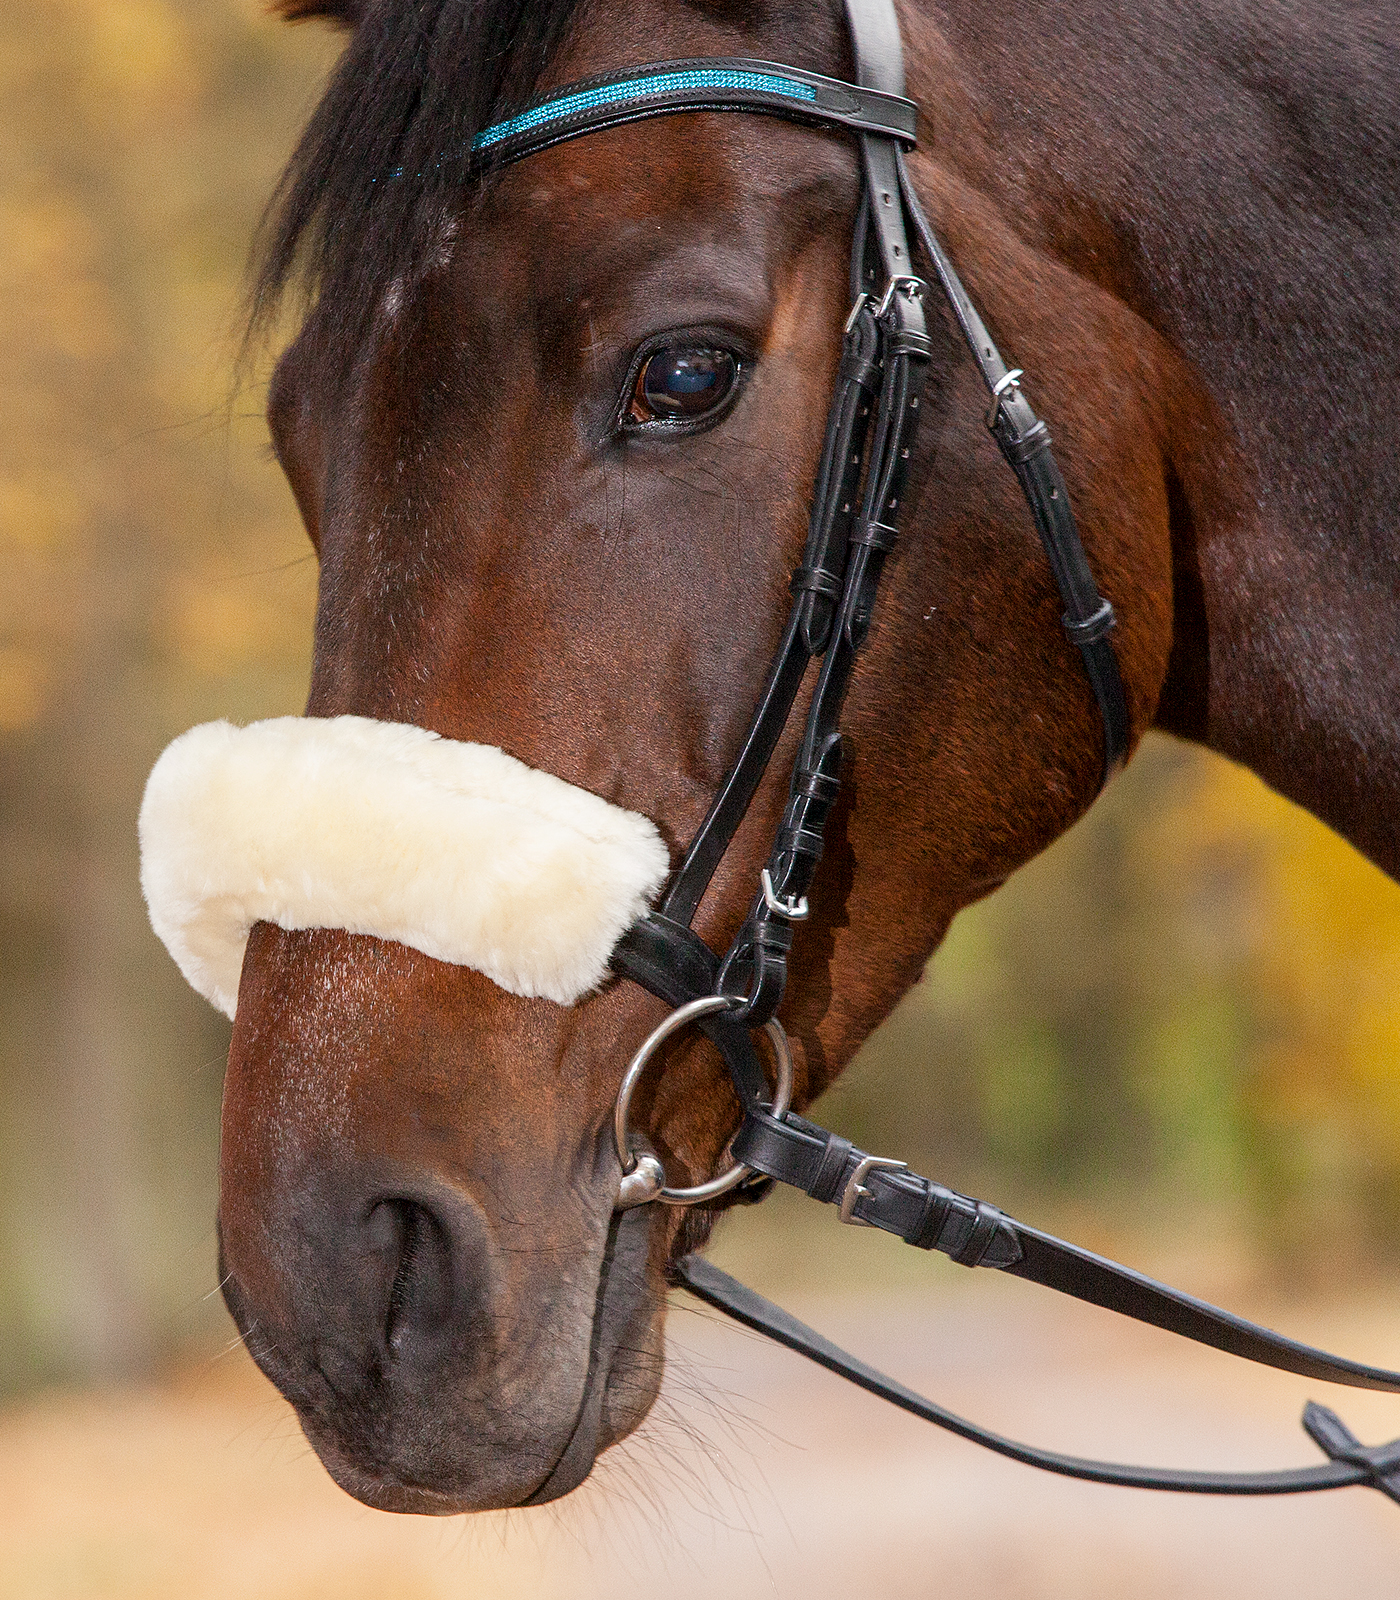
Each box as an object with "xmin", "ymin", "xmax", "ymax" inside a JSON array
[{"xmin": 627, "ymin": 346, "xmax": 738, "ymax": 426}]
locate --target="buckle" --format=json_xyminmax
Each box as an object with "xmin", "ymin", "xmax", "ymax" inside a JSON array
[
  {"xmin": 761, "ymin": 867, "xmax": 809, "ymax": 922},
  {"xmin": 839, "ymin": 1154, "xmax": 909, "ymax": 1224},
  {"xmin": 843, "ymin": 290, "xmax": 873, "ymax": 335},
  {"xmin": 986, "ymin": 367, "xmax": 1024, "ymax": 428},
  {"xmin": 875, "ymin": 274, "xmax": 926, "ymax": 319}
]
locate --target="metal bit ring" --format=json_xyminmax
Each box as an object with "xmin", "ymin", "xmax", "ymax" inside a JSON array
[{"xmin": 614, "ymin": 995, "xmax": 793, "ymax": 1209}]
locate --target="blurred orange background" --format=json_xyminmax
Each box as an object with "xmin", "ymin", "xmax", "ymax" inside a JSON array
[{"xmin": 2, "ymin": 4, "xmax": 1398, "ymax": 1595}]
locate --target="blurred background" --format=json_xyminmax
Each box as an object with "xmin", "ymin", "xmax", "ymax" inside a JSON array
[{"xmin": 3, "ymin": 3, "xmax": 1398, "ymax": 1595}]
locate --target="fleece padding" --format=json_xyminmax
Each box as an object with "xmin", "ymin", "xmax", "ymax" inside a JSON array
[{"xmin": 138, "ymin": 715, "xmax": 670, "ymax": 1017}]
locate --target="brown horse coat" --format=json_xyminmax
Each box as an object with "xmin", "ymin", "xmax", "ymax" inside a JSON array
[{"xmin": 199, "ymin": 0, "xmax": 1400, "ymax": 1512}]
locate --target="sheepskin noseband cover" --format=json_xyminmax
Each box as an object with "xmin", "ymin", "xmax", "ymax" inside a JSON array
[{"xmin": 139, "ymin": 716, "xmax": 671, "ymax": 1017}]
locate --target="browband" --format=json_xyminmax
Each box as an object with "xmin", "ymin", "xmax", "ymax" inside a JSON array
[{"xmin": 468, "ymin": 57, "xmax": 917, "ymax": 169}]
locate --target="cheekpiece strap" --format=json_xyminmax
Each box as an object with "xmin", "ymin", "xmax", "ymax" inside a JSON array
[{"xmin": 469, "ymin": 57, "xmax": 917, "ymax": 170}]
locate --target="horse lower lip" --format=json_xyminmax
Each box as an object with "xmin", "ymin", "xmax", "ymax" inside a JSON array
[
  {"xmin": 217, "ymin": 1183, "xmax": 663, "ymax": 1512},
  {"xmin": 312, "ymin": 1445, "xmax": 483, "ymax": 1515}
]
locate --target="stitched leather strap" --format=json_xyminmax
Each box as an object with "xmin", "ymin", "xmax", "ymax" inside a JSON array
[
  {"xmin": 469, "ymin": 57, "xmax": 916, "ymax": 170},
  {"xmin": 895, "ymin": 149, "xmax": 1130, "ymax": 780},
  {"xmin": 843, "ymin": 0, "xmax": 906, "ymax": 96},
  {"xmin": 675, "ymin": 1257, "xmax": 1400, "ymax": 1501},
  {"xmin": 729, "ymin": 1105, "xmax": 1400, "ymax": 1393},
  {"xmin": 658, "ymin": 304, "xmax": 883, "ymax": 927}
]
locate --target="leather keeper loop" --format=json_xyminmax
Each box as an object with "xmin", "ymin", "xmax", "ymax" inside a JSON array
[
  {"xmin": 949, "ymin": 1199, "xmax": 1007, "ymax": 1267},
  {"xmin": 1063, "ymin": 598, "xmax": 1117, "ymax": 646},
  {"xmin": 753, "ymin": 916, "xmax": 793, "ymax": 956},
  {"xmin": 887, "ymin": 327, "xmax": 932, "ymax": 359},
  {"xmin": 776, "ymin": 822, "xmax": 826, "ymax": 860},
  {"xmin": 809, "ymin": 1135, "xmax": 855, "ymax": 1204},
  {"xmin": 998, "ymin": 419, "xmax": 1052, "ymax": 465},
  {"xmin": 837, "ymin": 352, "xmax": 881, "ymax": 390},
  {"xmin": 850, "ymin": 519, "xmax": 899, "ymax": 551},
  {"xmin": 793, "ymin": 765, "xmax": 842, "ymax": 804},
  {"xmin": 790, "ymin": 565, "xmax": 845, "ymax": 601},
  {"xmin": 906, "ymin": 1180, "xmax": 954, "ymax": 1249}
]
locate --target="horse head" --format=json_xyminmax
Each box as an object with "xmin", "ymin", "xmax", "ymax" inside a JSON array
[{"xmin": 146, "ymin": 0, "xmax": 1222, "ymax": 1513}]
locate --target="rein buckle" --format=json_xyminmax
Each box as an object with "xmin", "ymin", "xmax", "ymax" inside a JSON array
[
  {"xmin": 839, "ymin": 1154, "xmax": 908, "ymax": 1224},
  {"xmin": 760, "ymin": 867, "xmax": 809, "ymax": 921}
]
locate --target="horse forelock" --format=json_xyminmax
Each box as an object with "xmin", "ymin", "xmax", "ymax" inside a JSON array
[
  {"xmin": 249, "ymin": 0, "xmax": 847, "ymax": 380},
  {"xmin": 250, "ymin": 0, "xmax": 589, "ymax": 368}
]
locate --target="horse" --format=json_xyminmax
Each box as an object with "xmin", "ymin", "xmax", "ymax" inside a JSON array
[{"xmin": 155, "ymin": 0, "xmax": 1400, "ymax": 1516}]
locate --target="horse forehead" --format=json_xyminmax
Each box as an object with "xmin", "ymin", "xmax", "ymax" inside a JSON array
[{"xmin": 457, "ymin": 112, "xmax": 856, "ymax": 301}]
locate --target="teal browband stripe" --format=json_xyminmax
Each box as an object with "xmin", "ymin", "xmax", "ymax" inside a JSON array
[{"xmin": 473, "ymin": 68, "xmax": 817, "ymax": 150}]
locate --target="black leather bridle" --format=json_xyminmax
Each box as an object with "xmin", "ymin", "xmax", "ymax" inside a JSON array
[{"xmin": 472, "ymin": 0, "xmax": 1400, "ymax": 1510}]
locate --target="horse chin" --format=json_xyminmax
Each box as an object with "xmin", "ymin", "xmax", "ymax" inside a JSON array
[{"xmin": 220, "ymin": 1200, "xmax": 665, "ymax": 1515}]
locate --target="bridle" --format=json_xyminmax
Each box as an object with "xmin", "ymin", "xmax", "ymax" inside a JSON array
[{"xmin": 473, "ymin": 0, "xmax": 1400, "ymax": 1510}]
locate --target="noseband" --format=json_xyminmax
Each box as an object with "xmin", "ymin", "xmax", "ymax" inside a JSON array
[{"xmin": 476, "ymin": 0, "xmax": 1400, "ymax": 1512}]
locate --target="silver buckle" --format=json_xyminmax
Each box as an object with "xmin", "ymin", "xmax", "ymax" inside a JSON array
[
  {"xmin": 986, "ymin": 368, "xmax": 1024, "ymax": 428},
  {"xmin": 761, "ymin": 867, "xmax": 809, "ymax": 922},
  {"xmin": 875, "ymin": 274, "xmax": 927, "ymax": 319},
  {"xmin": 843, "ymin": 290, "xmax": 873, "ymax": 335},
  {"xmin": 839, "ymin": 1154, "xmax": 909, "ymax": 1225}
]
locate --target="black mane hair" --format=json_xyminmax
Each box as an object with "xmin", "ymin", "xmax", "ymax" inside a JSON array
[{"xmin": 249, "ymin": 0, "xmax": 587, "ymax": 362}]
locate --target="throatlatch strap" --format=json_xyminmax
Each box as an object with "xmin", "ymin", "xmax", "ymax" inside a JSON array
[
  {"xmin": 895, "ymin": 149, "xmax": 1130, "ymax": 780},
  {"xmin": 675, "ymin": 1257, "xmax": 1400, "ymax": 1502}
]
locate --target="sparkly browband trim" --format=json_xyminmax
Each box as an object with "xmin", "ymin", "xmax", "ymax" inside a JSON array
[{"xmin": 467, "ymin": 57, "xmax": 918, "ymax": 170}]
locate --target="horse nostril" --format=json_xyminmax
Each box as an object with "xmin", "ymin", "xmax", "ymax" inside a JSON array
[{"xmin": 369, "ymin": 1197, "xmax": 455, "ymax": 1356}]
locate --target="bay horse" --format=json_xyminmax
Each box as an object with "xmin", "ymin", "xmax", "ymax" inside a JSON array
[{"xmin": 158, "ymin": 0, "xmax": 1400, "ymax": 1515}]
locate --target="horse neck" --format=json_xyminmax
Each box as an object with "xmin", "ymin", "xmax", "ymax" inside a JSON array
[{"xmin": 906, "ymin": 0, "xmax": 1400, "ymax": 876}]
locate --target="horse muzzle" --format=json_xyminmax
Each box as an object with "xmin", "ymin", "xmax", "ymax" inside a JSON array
[{"xmin": 216, "ymin": 986, "xmax": 665, "ymax": 1514}]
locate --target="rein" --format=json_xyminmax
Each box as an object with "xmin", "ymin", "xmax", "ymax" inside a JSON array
[{"xmin": 474, "ymin": 0, "xmax": 1400, "ymax": 1510}]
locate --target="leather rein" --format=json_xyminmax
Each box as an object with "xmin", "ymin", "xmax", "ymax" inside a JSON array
[{"xmin": 471, "ymin": 0, "xmax": 1400, "ymax": 1509}]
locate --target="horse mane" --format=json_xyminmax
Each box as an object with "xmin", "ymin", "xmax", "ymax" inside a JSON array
[{"xmin": 249, "ymin": 0, "xmax": 588, "ymax": 363}]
